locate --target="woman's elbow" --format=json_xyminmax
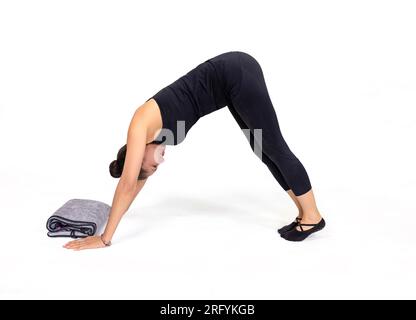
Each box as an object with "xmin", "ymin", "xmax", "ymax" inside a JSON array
[{"xmin": 118, "ymin": 177, "xmax": 137, "ymax": 193}]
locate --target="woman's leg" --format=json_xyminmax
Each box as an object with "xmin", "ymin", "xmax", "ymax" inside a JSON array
[
  {"xmin": 228, "ymin": 101, "xmax": 303, "ymax": 219},
  {"xmin": 230, "ymin": 52, "xmax": 323, "ymax": 235},
  {"xmin": 287, "ymin": 190, "xmax": 304, "ymax": 219},
  {"xmin": 294, "ymin": 189, "xmax": 322, "ymax": 231},
  {"xmin": 228, "ymin": 101, "xmax": 289, "ymax": 190}
]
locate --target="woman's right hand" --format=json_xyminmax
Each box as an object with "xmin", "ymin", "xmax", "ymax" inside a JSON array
[{"xmin": 63, "ymin": 236, "xmax": 107, "ymax": 251}]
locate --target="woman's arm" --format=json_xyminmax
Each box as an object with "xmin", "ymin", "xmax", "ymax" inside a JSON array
[
  {"xmin": 63, "ymin": 178, "xmax": 147, "ymax": 251},
  {"xmin": 101, "ymin": 176, "xmax": 147, "ymax": 243},
  {"xmin": 64, "ymin": 109, "xmax": 150, "ymax": 251}
]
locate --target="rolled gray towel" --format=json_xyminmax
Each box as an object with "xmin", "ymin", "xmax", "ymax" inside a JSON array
[{"xmin": 46, "ymin": 199, "xmax": 111, "ymax": 238}]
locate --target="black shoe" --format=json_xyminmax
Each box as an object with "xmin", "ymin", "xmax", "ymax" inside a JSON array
[
  {"xmin": 277, "ymin": 217, "xmax": 302, "ymax": 235},
  {"xmin": 281, "ymin": 218, "xmax": 326, "ymax": 242}
]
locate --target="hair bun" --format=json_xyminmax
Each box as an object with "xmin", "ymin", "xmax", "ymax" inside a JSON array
[
  {"xmin": 109, "ymin": 160, "xmax": 122, "ymax": 178},
  {"xmin": 110, "ymin": 144, "xmax": 127, "ymax": 178}
]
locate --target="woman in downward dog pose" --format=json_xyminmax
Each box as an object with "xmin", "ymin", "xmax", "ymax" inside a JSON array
[{"xmin": 64, "ymin": 51, "xmax": 325, "ymax": 250}]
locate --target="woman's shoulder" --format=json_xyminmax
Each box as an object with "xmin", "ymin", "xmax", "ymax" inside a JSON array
[{"xmin": 129, "ymin": 99, "xmax": 163, "ymax": 143}]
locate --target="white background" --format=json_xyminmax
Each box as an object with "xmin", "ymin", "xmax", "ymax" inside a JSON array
[{"xmin": 1, "ymin": 0, "xmax": 415, "ymax": 299}]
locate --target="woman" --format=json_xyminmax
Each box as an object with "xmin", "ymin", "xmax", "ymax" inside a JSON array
[{"xmin": 64, "ymin": 51, "xmax": 325, "ymax": 250}]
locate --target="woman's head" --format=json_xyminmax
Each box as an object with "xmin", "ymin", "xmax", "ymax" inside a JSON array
[{"xmin": 109, "ymin": 143, "xmax": 165, "ymax": 180}]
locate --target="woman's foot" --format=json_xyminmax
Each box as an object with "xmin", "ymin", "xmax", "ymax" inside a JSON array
[
  {"xmin": 277, "ymin": 217, "xmax": 302, "ymax": 235},
  {"xmin": 281, "ymin": 217, "xmax": 326, "ymax": 242}
]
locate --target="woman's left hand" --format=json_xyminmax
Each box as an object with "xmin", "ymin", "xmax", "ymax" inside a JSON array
[{"xmin": 64, "ymin": 236, "xmax": 106, "ymax": 251}]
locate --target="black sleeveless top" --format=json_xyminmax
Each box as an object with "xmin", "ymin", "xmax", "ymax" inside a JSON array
[{"xmin": 146, "ymin": 51, "xmax": 243, "ymax": 145}]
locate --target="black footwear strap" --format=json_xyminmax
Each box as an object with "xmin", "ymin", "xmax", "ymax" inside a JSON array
[
  {"xmin": 299, "ymin": 223, "xmax": 319, "ymax": 227},
  {"xmin": 295, "ymin": 218, "xmax": 302, "ymax": 230},
  {"xmin": 296, "ymin": 220, "xmax": 320, "ymax": 232}
]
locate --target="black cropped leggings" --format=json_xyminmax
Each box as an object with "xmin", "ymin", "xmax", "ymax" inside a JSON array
[{"xmin": 227, "ymin": 52, "xmax": 312, "ymax": 196}]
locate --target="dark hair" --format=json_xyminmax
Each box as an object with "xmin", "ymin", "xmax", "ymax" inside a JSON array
[{"xmin": 109, "ymin": 144, "xmax": 149, "ymax": 180}]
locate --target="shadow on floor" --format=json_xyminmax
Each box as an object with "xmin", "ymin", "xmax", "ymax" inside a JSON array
[{"xmin": 116, "ymin": 190, "xmax": 296, "ymax": 242}]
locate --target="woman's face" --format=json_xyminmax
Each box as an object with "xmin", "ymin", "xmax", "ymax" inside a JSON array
[{"xmin": 139, "ymin": 143, "xmax": 166, "ymax": 179}]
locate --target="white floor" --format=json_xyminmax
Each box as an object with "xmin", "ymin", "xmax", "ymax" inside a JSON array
[{"xmin": 1, "ymin": 147, "xmax": 415, "ymax": 299}]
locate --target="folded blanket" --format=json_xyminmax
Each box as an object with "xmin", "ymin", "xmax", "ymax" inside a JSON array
[{"xmin": 46, "ymin": 199, "xmax": 111, "ymax": 238}]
